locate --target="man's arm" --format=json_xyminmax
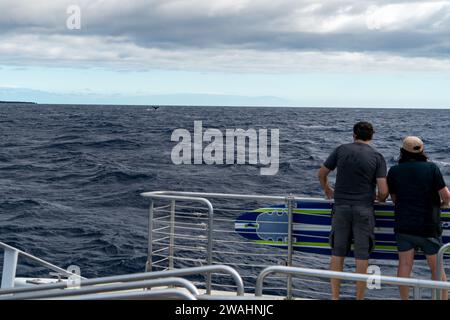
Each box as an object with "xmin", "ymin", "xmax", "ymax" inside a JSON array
[
  {"xmin": 318, "ymin": 166, "xmax": 334, "ymax": 199},
  {"xmin": 439, "ymin": 187, "xmax": 450, "ymax": 208},
  {"xmin": 390, "ymin": 194, "xmax": 397, "ymax": 204},
  {"xmin": 376, "ymin": 178, "xmax": 389, "ymax": 202}
]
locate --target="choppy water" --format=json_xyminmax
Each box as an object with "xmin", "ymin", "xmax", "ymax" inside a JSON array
[{"xmin": 0, "ymin": 104, "xmax": 449, "ymax": 299}]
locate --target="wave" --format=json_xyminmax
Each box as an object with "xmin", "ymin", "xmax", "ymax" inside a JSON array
[
  {"xmin": 35, "ymin": 138, "xmax": 141, "ymax": 151},
  {"xmin": 6, "ymin": 212, "xmax": 40, "ymax": 221},
  {"xmin": 0, "ymin": 199, "xmax": 41, "ymax": 210},
  {"xmin": 88, "ymin": 170, "xmax": 156, "ymax": 184},
  {"xmin": 45, "ymin": 170, "xmax": 106, "ymax": 183},
  {"xmin": 0, "ymin": 164, "xmax": 44, "ymax": 171},
  {"xmin": 53, "ymin": 226, "xmax": 104, "ymax": 238},
  {"xmin": 85, "ymin": 138, "xmax": 141, "ymax": 149},
  {"xmin": 0, "ymin": 119, "xmax": 16, "ymax": 124},
  {"xmin": 0, "ymin": 224, "xmax": 44, "ymax": 233},
  {"xmin": 0, "ymin": 155, "xmax": 10, "ymax": 162},
  {"xmin": 297, "ymin": 124, "xmax": 336, "ymax": 130},
  {"xmin": 88, "ymin": 121, "xmax": 126, "ymax": 129},
  {"xmin": 52, "ymin": 135, "xmax": 82, "ymax": 141},
  {"xmin": 36, "ymin": 141, "xmax": 85, "ymax": 150},
  {"xmin": 83, "ymin": 238, "xmax": 121, "ymax": 255}
]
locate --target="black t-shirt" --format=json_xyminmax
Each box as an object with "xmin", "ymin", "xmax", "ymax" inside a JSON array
[
  {"xmin": 387, "ymin": 161, "xmax": 446, "ymax": 238},
  {"xmin": 324, "ymin": 142, "xmax": 387, "ymax": 205}
]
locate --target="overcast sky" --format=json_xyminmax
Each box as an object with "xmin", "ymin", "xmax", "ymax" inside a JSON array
[{"xmin": 1, "ymin": 0, "xmax": 450, "ymax": 107}]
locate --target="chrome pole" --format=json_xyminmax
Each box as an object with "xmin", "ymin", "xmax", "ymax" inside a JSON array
[
  {"xmin": 206, "ymin": 199, "xmax": 214, "ymax": 295},
  {"xmin": 1, "ymin": 247, "xmax": 18, "ymax": 289},
  {"xmin": 1, "ymin": 265, "xmax": 243, "ymax": 297},
  {"xmin": 286, "ymin": 195, "xmax": 295, "ymax": 300},
  {"xmin": 146, "ymin": 200, "xmax": 154, "ymax": 272},
  {"xmin": 435, "ymin": 242, "xmax": 450, "ymax": 299},
  {"xmin": 169, "ymin": 200, "xmax": 176, "ymax": 270},
  {"xmin": 413, "ymin": 286, "xmax": 421, "ymax": 300}
]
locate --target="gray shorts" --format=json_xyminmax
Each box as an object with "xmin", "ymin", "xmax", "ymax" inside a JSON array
[
  {"xmin": 396, "ymin": 233, "xmax": 442, "ymax": 255},
  {"xmin": 330, "ymin": 204, "xmax": 375, "ymax": 260}
]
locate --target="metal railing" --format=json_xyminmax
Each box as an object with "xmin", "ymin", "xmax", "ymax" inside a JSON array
[
  {"xmin": 58, "ymin": 289, "xmax": 197, "ymax": 300},
  {"xmin": 435, "ymin": 242, "xmax": 450, "ymax": 299},
  {"xmin": 3, "ymin": 190, "xmax": 448, "ymax": 300},
  {"xmin": 255, "ymin": 266, "xmax": 450, "ymax": 300},
  {"xmin": 141, "ymin": 190, "xmax": 308, "ymax": 299},
  {"xmin": 0, "ymin": 265, "xmax": 244, "ymax": 299},
  {"xmin": 142, "ymin": 193, "xmax": 214, "ymax": 293},
  {"xmin": 140, "ymin": 191, "xmax": 348, "ymax": 299},
  {"xmin": 140, "ymin": 191, "xmax": 450, "ymax": 300},
  {"xmin": 0, "ymin": 277, "xmax": 198, "ymax": 300},
  {"xmin": 0, "ymin": 241, "xmax": 83, "ymax": 289}
]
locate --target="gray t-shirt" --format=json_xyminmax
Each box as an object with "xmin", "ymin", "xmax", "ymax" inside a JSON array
[{"xmin": 324, "ymin": 142, "xmax": 387, "ymax": 205}]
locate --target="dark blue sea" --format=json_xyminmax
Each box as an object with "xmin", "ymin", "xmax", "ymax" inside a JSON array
[{"xmin": 0, "ymin": 104, "xmax": 449, "ymax": 299}]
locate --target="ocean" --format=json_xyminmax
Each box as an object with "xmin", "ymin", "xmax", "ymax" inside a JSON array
[{"xmin": 0, "ymin": 103, "xmax": 449, "ymax": 299}]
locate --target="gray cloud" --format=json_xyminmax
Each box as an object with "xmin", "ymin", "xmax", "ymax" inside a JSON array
[{"xmin": 1, "ymin": 0, "xmax": 450, "ymax": 71}]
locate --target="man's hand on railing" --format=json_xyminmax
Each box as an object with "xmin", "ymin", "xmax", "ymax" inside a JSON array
[
  {"xmin": 375, "ymin": 194, "xmax": 387, "ymax": 203},
  {"xmin": 324, "ymin": 186, "xmax": 334, "ymax": 200}
]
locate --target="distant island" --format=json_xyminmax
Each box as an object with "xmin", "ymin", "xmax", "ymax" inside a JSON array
[{"xmin": 0, "ymin": 101, "xmax": 37, "ymax": 104}]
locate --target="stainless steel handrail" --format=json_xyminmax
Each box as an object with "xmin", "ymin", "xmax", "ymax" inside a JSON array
[
  {"xmin": 0, "ymin": 241, "xmax": 84, "ymax": 289},
  {"xmin": 255, "ymin": 266, "xmax": 450, "ymax": 299},
  {"xmin": 140, "ymin": 190, "xmax": 395, "ymax": 299},
  {"xmin": 435, "ymin": 242, "xmax": 450, "ymax": 299},
  {"xmin": 141, "ymin": 193, "xmax": 215, "ymax": 293},
  {"xmin": 55, "ymin": 289, "xmax": 197, "ymax": 300},
  {"xmin": 141, "ymin": 190, "xmax": 330, "ymax": 202},
  {"xmin": 1, "ymin": 277, "xmax": 199, "ymax": 300},
  {"xmin": 0, "ymin": 265, "xmax": 244, "ymax": 297},
  {"xmin": 286, "ymin": 194, "xmax": 295, "ymax": 299},
  {"xmin": 141, "ymin": 191, "xmax": 394, "ymax": 205}
]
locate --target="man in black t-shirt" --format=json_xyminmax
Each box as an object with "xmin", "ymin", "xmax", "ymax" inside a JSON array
[
  {"xmin": 387, "ymin": 136, "xmax": 450, "ymax": 300},
  {"xmin": 318, "ymin": 122, "xmax": 389, "ymax": 300}
]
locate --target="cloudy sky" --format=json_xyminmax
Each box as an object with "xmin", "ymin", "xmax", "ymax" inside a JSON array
[{"xmin": 1, "ymin": 0, "xmax": 450, "ymax": 107}]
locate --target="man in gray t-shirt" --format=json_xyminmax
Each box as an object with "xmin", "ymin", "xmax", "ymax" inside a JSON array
[{"xmin": 317, "ymin": 121, "xmax": 388, "ymax": 300}]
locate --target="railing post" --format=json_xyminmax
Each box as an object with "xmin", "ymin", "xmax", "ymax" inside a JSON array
[
  {"xmin": 169, "ymin": 200, "xmax": 176, "ymax": 270},
  {"xmin": 206, "ymin": 200, "xmax": 214, "ymax": 295},
  {"xmin": 146, "ymin": 200, "xmax": 154, "ymax": 272},
  {"xmin": 1, "ymin": 247, "xmax": 19, "ymax": 289},
  {"xmin": 413, "ymin": 286, "xmax": 421, "ymax": 300},
  {"xmin": 435, "ymin": 242, "xmax": 450, "ymax": 300},
  {"xmin": 286, "ymin": 195, "xmax": 295, "ymax": 300}
]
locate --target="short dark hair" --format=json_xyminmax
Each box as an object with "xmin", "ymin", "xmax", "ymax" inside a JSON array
[
  {"xmin": 399, "ymin": 148, "xmax": 428, "ymax": 164},
  {"xmin": 353, "ymin": 122, "xmax": 374, "ymax": 141}
]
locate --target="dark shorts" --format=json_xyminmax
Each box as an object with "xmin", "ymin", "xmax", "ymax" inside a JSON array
[
  {"xmin": 329, "ymin": 204, "xmax": 375, "ymax": 260},
  {"xmin": 395, "ymin": 233, "xmax": 442, "ymax": 255}
]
